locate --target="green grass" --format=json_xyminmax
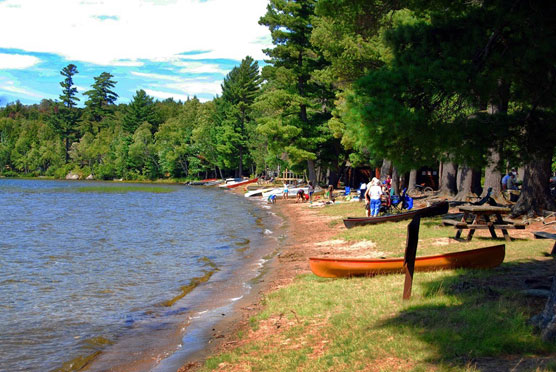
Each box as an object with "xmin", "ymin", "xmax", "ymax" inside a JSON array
[{"xmin": 201, "ymin": 202, "xmax": 556, "ymax": 371}]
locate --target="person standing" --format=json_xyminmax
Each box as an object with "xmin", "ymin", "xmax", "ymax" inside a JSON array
[
  {"xmin": 366, "ymin": 177, "xmax": 383, "ymax": 217},
  {"xmin": 383, "ymin": 175, "xmax": 392, "ymax": 193},
  {"xmin": 507, "ymin": 172, "xmax": 518, "ymax": 190},
  {"xmin": 359, "ymin": 180, "xmax": 367, "ymax": 201},
  {"xmin": 501, "ymin": 172, "xmax": 510, "ymax": 191},
  {"xmin": 283, "ymin": 183, "xmax": 289, "ymax": 200}
]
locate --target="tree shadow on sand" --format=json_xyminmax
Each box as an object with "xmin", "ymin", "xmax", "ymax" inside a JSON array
[{"xmin": 379, "ymin": 258, "xmax": 556, "ymax": 371}]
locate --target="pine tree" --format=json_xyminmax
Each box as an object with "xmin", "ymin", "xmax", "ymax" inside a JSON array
[
  {"xmin": 219, "ymin": 56, "xmax": 261, "ymax": 176},
  {"xmin": 259, "ymin": 0, "xmax": 335, "ymax": 185},
  {"xmin": 122, "ymin": 90, "xmax": 160, "ymax": 134},
  {"xmin": 54, "ymin": 64, "xmax": 80, "ymax": 163},
  {"xmin": 59, "ymin": 64, "xmax": 79, "ymax": 109},
  {"xmin": 84, "ymin": 72, "xmax": 118, "ymax": 124}
]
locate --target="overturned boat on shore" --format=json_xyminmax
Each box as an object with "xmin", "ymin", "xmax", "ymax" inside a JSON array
[
  {"xmin": 309, "ymin": 244, "xmax": 505, "ymax": 278},
  {"xmin": 343, "ymin": 201, "xmax": 449, "ymax": 229}
]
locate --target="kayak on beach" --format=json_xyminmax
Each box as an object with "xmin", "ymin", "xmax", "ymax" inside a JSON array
[{"xmin": 309, "ymin": 244, "xmax": 505, "ymax": 278}]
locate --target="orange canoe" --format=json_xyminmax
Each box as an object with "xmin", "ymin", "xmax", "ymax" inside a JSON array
[{"xmin": 309, "ymin": 244, "xmax": 505, "ymax": 278}]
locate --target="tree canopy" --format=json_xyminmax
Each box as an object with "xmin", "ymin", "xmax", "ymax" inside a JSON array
[{"xmin": 1, "ymin": 0, "xmax": 555, "ymax": 214}]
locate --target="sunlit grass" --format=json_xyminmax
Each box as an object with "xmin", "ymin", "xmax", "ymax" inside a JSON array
[{"xmin": 201, "ymin": 202, "xmax": 556, "ymax": 371}]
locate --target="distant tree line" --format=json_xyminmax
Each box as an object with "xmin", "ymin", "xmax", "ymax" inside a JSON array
[{"xmin": 1, "ymin": 0, "xmax": 555, "ymax": 215}]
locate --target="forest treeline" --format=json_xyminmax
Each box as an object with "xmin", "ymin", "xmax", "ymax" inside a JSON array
[{"xmin": 1, "ymin": 0, "xmax": 555, "ymax": 215}]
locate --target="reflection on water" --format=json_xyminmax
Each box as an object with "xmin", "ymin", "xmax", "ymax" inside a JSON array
[{"xmin": 0, "ymin": 179, "xmax": 275, "ymax": 371}]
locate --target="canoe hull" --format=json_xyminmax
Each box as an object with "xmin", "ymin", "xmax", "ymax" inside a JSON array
[
  {"xmin": 225, "ymin": 178, "xmax": 258, "ymax": 189},
  {"xmin": 343, "ymin": 201, "xmax": 449, "ymax": 229},
  {"xmin": 309, "ymin": 244, "xmax": 505, "ymax": 278}
]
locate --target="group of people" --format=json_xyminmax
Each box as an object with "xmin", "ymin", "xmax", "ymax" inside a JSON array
[
  {"xmin": 294, "ymin": 181, "xmax": 315, "ymax": 203},
  {"xmin": 267, "ymin": 181, "xmax": 315, "ymax": 204},
  {"xmin": 501, "ymin": 169, "xmax": 519, "ymax": 191}
]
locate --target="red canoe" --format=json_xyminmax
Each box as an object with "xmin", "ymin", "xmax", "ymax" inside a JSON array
[{"xmin": 309, "ymin": 244, "xmax": 505, "ymax": 278}]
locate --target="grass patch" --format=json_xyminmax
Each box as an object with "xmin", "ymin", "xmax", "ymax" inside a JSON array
[{"xmin": 201, "ymin": 202, "xmax": 556, "ymax": 371}]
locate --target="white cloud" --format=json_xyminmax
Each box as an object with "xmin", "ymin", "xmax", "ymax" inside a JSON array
[
  {"xmin": 74, "ymin": 85, "xmax": 89, "ymax": 93},
  {"xmin": 175, "ymin": 61, "xmax": 228, "ymax": 75},
  {"xmin": 0, "ymin": 0, "xmax": 272, "ymax": 66},
  {"xmin": 131, "ymin": 71, "xmax": 222, "ymax": 96},
  {"xmin": 111, "ymin": 60, "xmax": 144, "ymax": 67},
  {"xmin": 165, "ymin": 80, "xmax": 222, "ymax": 96},
  {"xmin": 130, "ymin": 71, "xmax": 182, "ymax": 82},
  {"xmin": 144, "ymin": 88, "xmax": 191, "ymax": 102},
  {"xmin": 0, "ymin": 79, "xmax": 48, "ymax": 99},
  {"xmin": 0, "ymin": 53, "xmax": 41, "ymax": 69}
]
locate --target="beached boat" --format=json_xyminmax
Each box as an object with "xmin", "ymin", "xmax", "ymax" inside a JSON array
[
  {"xmin": 189, "ymin": 178, "xmax": 220, "ymax": 186},
  {"xmin": 223, "ymin": 178, "xmax": 259, "ymax": 189},
  {"xmin": 244, "ymin": 188, "xmax": 274, "ymax": 197},
  {"xmin": 262, "ymin": 187, "xmax": 304, "ymax": 199},
  {"xmin": 343, "ymin": 201, "xmax": 449, "ymax": 229},
  {"xmin": 309, "ymin": 244, "xmax": 505, "ymax": 278},
  {"xmin": 218, "ymin": 178, "xmax": 243, "ymax": 188},
  {"xmin": 204, "ymin": 179, "xmax": 224, "ymax": 186},
  {"xmin": 261, "ymin": 186, "xmax": 325, "ymax": 200}
]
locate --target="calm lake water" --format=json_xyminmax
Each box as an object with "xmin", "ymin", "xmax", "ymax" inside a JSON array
[{"xmin": 0, "ymin": 179, "xmax": 281, "ymax": 371}]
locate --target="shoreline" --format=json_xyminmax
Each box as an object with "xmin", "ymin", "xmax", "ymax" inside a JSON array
[
  {"xmin": 175, "ymin": 194, "xmax": 556, "ymax": 371},
  {"xmin": 177, "ymin": 196, "xmax": 346, "ymax": 371},
  {"xmin": 83, "ymin": 188, "xmax": 284, "ymax": 372}
]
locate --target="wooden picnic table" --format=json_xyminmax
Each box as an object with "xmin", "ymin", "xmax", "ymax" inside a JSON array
[{"xmin": 442, "ymin": 205, "xmax": 524, "ymax": 242}]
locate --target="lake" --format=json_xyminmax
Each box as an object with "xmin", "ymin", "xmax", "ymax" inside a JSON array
[{"xmin": 0, "ymin": 179, "xmax": 281, "ymax": 371}]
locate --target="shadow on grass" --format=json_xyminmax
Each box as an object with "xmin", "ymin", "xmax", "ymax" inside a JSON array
[{"xmin": 379, "ymin": 259, "xmax": 556, "ymax": 370}]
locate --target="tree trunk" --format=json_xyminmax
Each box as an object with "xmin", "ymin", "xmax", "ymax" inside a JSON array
[
  {"xmin": 512, "ymin": 150, "xmax": 556, "ymax": 217},
  {"xmin": 391, "ymin": 167, "xmax": 400, "ymax": 195},
  {"xmin": 407, "ymin": 169, "xmax": 418, "ymax": 194},
  {"xmin": 482, "ymin": 149, "xmax": 502, "ymax": 198},
  {"xmin": 438, "ymin": 160, "xmax": 457, "ymax": 196},
  {"xmin": 238, "ymin": 146, "xmax": 243, "ymax": 177},
  {"xmin": 454, "ymin": 165, "xmax": 475, "ymax": 201},
  {"xmin": 307, "ymin": 159, "xmax": 317, "ymax": 186},
  {"xmin": 472, "ymin": 168, "xmax": 483, "ymax": 195},
  {"xmin": 380, "ymin": 159, "xmax": 392, "ymax": 182},
  {"xmin": 399, "ymin": 172, "xmax": 407, "ymax": 192},
  {"xmin": 482, "ymin": 84, "xmax": 508, "ymax": 199}
]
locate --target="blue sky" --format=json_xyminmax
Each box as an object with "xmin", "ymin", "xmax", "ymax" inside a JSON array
[{"xmin": 0, "ymin": 0, "xmax": 272, "ymax": 106}]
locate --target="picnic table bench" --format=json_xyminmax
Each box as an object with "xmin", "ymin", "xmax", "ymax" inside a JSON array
[
  {"xmin": 532, "ymin": 231, "xmax": 556, "ymax": 255},
  {"xmin": 442, "ymin": 205, "xmax": 525, "ymax": 242}
]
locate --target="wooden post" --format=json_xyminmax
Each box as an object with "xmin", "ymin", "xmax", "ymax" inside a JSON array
[{"xmin": 403, "ymin": 215, "xmax": 421, "ymax": 300}]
